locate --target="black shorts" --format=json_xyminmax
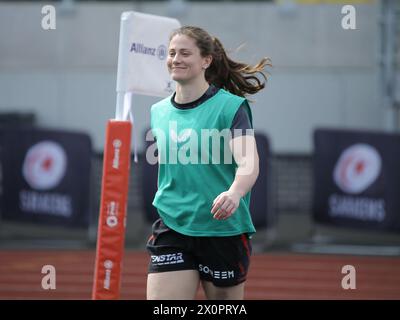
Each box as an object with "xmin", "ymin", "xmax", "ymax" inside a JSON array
[{"xmin": 146, "ymin": 218, "xmax": 252, "ymax": 287}]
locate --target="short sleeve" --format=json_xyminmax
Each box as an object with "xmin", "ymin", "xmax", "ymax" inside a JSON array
[{"xmin": 230, "ymin": 101, "xmax": 254, "ymax": 138}]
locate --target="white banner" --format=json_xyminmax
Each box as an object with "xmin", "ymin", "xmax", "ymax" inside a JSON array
[{"xmin": 116, "ymin": 11, "xmax": 180, "ymax": 98}]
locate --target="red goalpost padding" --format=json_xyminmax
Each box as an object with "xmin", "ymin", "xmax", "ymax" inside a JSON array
[{"xmin": 92, "ymin": 120, "xmax": 132, "ymax": 299}]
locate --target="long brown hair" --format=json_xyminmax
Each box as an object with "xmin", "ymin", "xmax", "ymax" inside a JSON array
[{"xmin": 169, "ymin": 26, "xmax": 271, "ymax": 97}]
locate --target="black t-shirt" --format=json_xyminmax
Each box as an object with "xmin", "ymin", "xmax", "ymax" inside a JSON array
[{"xmin": 171, "ymin": 84, "xmax": 252, "ymax": 138}]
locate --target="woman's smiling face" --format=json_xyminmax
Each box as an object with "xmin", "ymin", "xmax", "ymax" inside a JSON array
[{"xmin": 167, "ymin": 34, "xmax": 211, "ymax": 84}]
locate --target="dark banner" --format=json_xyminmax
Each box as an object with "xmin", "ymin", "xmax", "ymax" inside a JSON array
[
  {"xmin": 0, "ymin": 128, "xmax": 92, "ymax": 228},
  {"xmin": 313, "ymin": 128, "xmax": 400, "ymax": 232},
  {"xmin": 249, "ymin": 133, "xmax": 274, "ymax": 229}
]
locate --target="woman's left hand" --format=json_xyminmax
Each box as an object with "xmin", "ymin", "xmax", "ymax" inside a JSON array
[{"xmin": 210, "ymin": 190, "xmax": 241, "ymax": 220}]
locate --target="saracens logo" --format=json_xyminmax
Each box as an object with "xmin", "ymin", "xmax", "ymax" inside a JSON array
[
  {"xmin": 103, "ymin": 260, "xmax": 113, "ymax": 290},
  {"xmin": 22, "ymin": 141, "xmax": 67, "ymax": 190},
  {"xmin": 333, "ymin": 144, "xmax": 382, "ymax": 194},
  {"xmin": 112, "ymin": 139, "xmax": 122, "ymax": 170},
  {"xmin": 106, "ymin": 201, "xmax": 119, "ymax": 228}
]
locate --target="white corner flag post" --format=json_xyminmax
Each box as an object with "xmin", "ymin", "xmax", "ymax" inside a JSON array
[{"xmin": 92, "ymin": 12, "xmax": 180, "ymax": 300}]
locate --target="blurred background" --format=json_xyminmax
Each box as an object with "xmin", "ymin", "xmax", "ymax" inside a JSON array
[
  {"xmin": 1, "ymin": 0, "xmax": 400, "ymax": 251},
  {"xmin": 0, "ymin": 0, "xmax": 400, "ymax": 300}
]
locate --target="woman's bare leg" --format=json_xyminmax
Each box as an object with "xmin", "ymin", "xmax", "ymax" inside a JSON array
[
  {"xmin": 201, "ymin": 280, "xmax": 245, "ymax": 300},
  {"xmin": 147, "ymin": 270, "xmax": 200, "ymax": 300}
]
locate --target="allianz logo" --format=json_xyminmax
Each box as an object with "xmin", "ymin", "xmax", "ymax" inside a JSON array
[{"xmin": 130, "ymin": 43, "xmax": 167, "ymax": 60}]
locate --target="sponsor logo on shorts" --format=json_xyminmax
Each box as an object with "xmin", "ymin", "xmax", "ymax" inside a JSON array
[
  {"xmin": 151, "ymin": 253, "xmax": 184, "ymax": 266},
  {"xmin": 199, "ymin": 264, "xmax": 235, "ymax": 280}
]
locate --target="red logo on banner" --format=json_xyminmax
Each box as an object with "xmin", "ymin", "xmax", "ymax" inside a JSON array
[
  {"xmin": 22, "ymin": 141, "xmax": 67, "ymax": 190},
  {"xmin": 333, "ymin": 144, "xmax": 381, "ymax": 194}
]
